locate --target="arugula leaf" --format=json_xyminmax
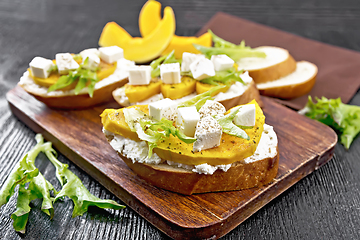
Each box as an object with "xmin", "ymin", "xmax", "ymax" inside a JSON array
[
  {"xmin": 299, "ymin": 96, "xmax": 360, "ymax": 149},
  {"xmin": 123, "ymin": 108, "xmax": 196, "ymax": 157},
  {"xmin": 177, "ymin": 85, "xmax": 227, "ymax": 110},
  {"xmin": 150, "ymin": 50, "xmax": 181, "ymax": 78},
  {"xmin": 214, "ymin": 106, "xmax": 250, "ymax": 140}
]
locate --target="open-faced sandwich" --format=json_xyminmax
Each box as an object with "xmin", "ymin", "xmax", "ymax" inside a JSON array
[
  {"xmin": 101, "ymin": 92, "xmax": 279, "ymax": 195},
  {"xmin": 19, "ymin": 46, "xmax": 134, "ymax": 109},
  {"xmin": 111, "ymin": 30, "xmax": 267, "ymax": 111}
]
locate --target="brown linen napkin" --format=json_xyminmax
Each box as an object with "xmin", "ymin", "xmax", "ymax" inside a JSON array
[{"xmin": 196, "ymin": 12, "xmax": 360, "ymax": 110}]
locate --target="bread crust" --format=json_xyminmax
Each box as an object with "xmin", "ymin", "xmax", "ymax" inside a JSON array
[
  {"xmin": 257, "ymin": 61, "xmax": 317, "ymax": 99},
  {"xmin": 220, "ymin": 81, "xmax": 263, "ymax": 110},
  {"xmin": 248, "ymin": 53, "xmax": 297, "ymax": 84},
  {"xmin": 117, "ymin": 148, "xmax": 279, "ymax": 195},
  {"xmin": 20, "ymin": 77, "xmax": 128, "ymax": 109}
]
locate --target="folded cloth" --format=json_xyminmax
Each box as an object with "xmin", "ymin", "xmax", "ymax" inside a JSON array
[{"xmin": 197, "ymin": 12, "xmax": 360, "ymax": 110}]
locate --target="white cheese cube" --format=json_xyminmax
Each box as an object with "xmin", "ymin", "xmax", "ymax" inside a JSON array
[
  {"xmin": 81, "ymin": 53, "xmax": 100, "ymax": 71},
  {"xmin": 198, "ymin": 100, "xmax": 226, "ymax": 118},
  {"xmin": 55, "ymin": 53, "xmax": 80, "ymax": 75},
  {"xmin": 160, "ymin": 63, "xmax": 181, "ymax": 84},
  {"xmin": 233, "ymin": 104, "xmax": 256, "ymax": 127},
  {"xmin": 117, "ymin": 58, "xmax": 135, "ymax": 69},
  {"xmin": 80, "ymin": 48, "xmax": 100, "ymax": 58},
  {"xmin": 193, "ymin": 116, "xmax": 222, "ymax": 152},
  {"xmin": 176, "ymin": 106, "xmax": 200, "ymax": 137},
  {"xmin": 181, "ymin": 52, "xmax": 205, "ymax": 72},
  {"xmin": 99, "ymin": 46, "xmax": 124, "ymax": 64},
  {"xmin": 189, "ymin": 58, "xmax": 215, "ymax": 80},
  {"xmin": 149, "ymin": 98, "xmax": 177, "ymax": 121},
  {"xmin": 211, "ymin": 54, "xmax": 234, "ymax": 71},
  {"xmin": 128, "ymin": 65, "xmax": 152, "ymax": 85},
  {"xmin": 29, "ymin": 56, "xmax": 55, "ymax": 79}
]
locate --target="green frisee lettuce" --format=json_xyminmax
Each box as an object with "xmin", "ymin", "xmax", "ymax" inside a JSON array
[
  {"xmin": 123, "ymin": 108, "xmax": 196, "ymax": 157},
  {"xmin": 299, "ymin": 96, "xmax": 360, "ymax": 149},
  {"xmin": 193, "ymin": 30, "xmax": 266, "ymax": 61},
  {"xmin": 0, "ymin": 134, "xmax": 124, "ymax": 233}
]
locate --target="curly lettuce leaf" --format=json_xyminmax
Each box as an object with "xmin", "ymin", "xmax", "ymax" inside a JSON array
[
  {"xmin": 123, "ymin": 108, "xmax": 196, "ymax": 157},
  {"xmin": 150, "ymin": 50, "xmax": 181, "ymax": 78},
  {"xmin": 177, "ymin": 85, "xmax": 227, "ymax": 110},
  {"xmin": 11, "ymin": 174, "xmax": 55, "ymax": 233},
  {"xmin": 41, "ymin": 140, "xmax": 125, "ymax": 218},
  {"xmin": 193, "ymin": 30, "xmax": 266, "ymax": 61},
  {"xmin": 200, "ymin": 68, "xmax": 245, "ymax": 86},
  {"xmin": 214, "ymin": 106, "xmax": 249, "ymax": 140},
  {"xmin": 0, "ymin": 134, "xmax": 125, "ymax": 233},
  {"xmin": 299, "ymin": 96, "xmax": 360, "ymax": 149},
  {"xmin": 48, "ymin": 56, "xmax": 100, "ymax": 97}
]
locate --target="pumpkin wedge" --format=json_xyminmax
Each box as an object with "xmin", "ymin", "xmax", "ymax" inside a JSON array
[
  {"xmin": 99, "ymin": 6, "xmax": 175, "ymax": 63},
  {"xmin": 139, "ymin": 0, "xmax": 212, "ymax": 58}
]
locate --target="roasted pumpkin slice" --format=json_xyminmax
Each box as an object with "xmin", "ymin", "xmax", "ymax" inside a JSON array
[
  {"xmin": 28, "ymin": 60, "xmax": 117, "ymax": 91},
  {"xmin": 124, "ymin": 80, "xmax": 162, "ymax": 103},
  {"xmin": 160, "ymin": 76, "xmax": 196, "ymax": 100}
]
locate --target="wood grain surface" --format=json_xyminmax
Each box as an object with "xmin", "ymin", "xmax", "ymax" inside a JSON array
[
  {"xmin": 1, "ymin": 0, "xmax": 360, "ymax": 239},
  {"xmin": 6, "ymin": 85, "xmax": 337, "ymax": 239}
]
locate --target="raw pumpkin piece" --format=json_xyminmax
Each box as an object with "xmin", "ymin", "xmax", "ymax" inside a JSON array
[
  {"xmin": 98, "ymin": 7, "xmax": 175, "ymax": 63},
  {"xmin": 161, "ymin": 76, "xmax": 196, "ymax": 100},
  {"xmin": 138, "ymin": 0, "xmax": 212, "ymax": 58},
  {"xmin": 161, "ymin": 33, "xmax": 212, "ymax": 59},
  {"xmin": 139, "ymin": 0, "xmax": 161, "ymax": 37},
  {"xmin": 196, "ymin": 81, "xmax": 230, "ymax": 95},
  {"xmin": 98, "ymin": 22, "xmax": 133, "ymax": 48},
  {"xmin": 125, "ymin": 80, "xmax": 162, "ymax": 103}
]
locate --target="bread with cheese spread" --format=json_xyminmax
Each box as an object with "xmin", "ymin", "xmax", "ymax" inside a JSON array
[
  {"xmin": 101, "ymin": 99, "xmax": 279, "ymax": 195},
  {"xmin": 18, "ymin": 48, "xmax": 132, "ymax": 109}
]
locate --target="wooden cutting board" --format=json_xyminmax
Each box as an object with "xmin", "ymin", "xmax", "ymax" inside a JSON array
[{"xmin": 6, "ymin": 86, "xmax": 337, "ymax": 239}]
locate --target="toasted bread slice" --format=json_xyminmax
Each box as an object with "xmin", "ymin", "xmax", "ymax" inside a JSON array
[
  {"xmin": 18, "ymin": 68, "xmax": 129, "ymax": 109},
  {"xmin": 237, "ymin": 46, "xmax": 296, "ymax": 84},
  {"xmin": 104, "ymin": 124, "xmax": 278, "ymax": 195},
  {"xmin": 256, "ymin": 61, "xmax": 317, "ymax": 99}
]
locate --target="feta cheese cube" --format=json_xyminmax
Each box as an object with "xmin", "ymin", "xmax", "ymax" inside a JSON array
[
  {"xmin": 176, "ymin": 106, "xmax": 200, "ymax": 137},
  {"xmin": 128, "ymin": 65, "xmax": 152, "ymax": 85},
  {"xmin": 181, "ymin": 52, "xmax": 205, "ymax": 72},
  {"xmin": 211, "ymin": 54, "xmax": 234, "ymax": 71},
  {"xmin": 29, "ymin": 56, "xmax": 55, "ymax": 79},
  {"xmin": 160, "ymin": 63, "xmax": 181, "ymax": 84},
  {"xmin": 81, "ymin": 53, "xmax": 100, "ymax": 71},
  {"xmin": 193, "ymin": 116, "xmax": 222, "ymax": 152},
  {"xmin": 198, "ymin": 100, "xmax": 226, "ymax": 118},
  {"xmin": 117, "ymin": 58, "xmax": 135, "ymax": 69},
  {"xmin": 233, "ymin": 104, "xmax": 256, "ymax": 127},
  {"xmin": 149, "ymin": 98, "xmax": 177, "ymax": 121},
  {"xmin": 189, "ymin": 58, "xmax": 215, "ymax": 80},
  {"xmin": 99, "ymin": 46, "xmax": 124, "ymax": 64},
  {"xmin": 80, "ymin": 48, "xmax": 100, "ymax": 58},
  {"xmin": 55, "ymin": 53, "xmax": 80, "ymax": 75}
]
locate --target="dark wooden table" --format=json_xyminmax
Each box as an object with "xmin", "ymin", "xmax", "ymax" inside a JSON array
[{"xmin": 1, "ymin": 0, "xmax": 360, "ymax": 239}]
